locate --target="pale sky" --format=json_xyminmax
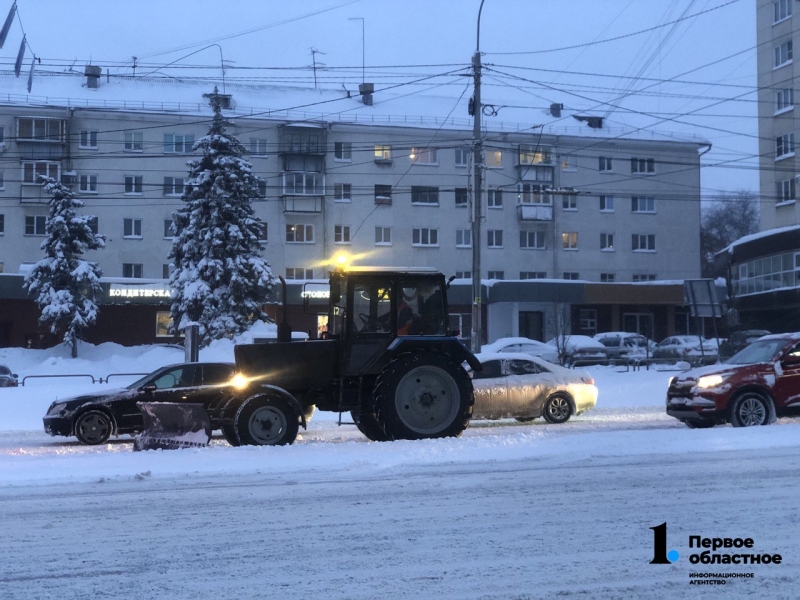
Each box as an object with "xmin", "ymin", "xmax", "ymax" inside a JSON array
[{"xmin": 0, "ymin": 0, "xmax": 759, "ymax": 197}]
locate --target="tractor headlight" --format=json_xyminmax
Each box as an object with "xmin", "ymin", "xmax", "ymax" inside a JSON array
[
  {"xmin": 229, "ymin": 373, "xmax": 250, "ymax": 390},
  {"xmin": 696, "ymin": 374, "xmax": 726, "ymax": 389}
]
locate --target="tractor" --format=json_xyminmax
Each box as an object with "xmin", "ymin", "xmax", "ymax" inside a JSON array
[{"xmin": 140, "ymin": 267, "xmax": 481, "ymax": 448}]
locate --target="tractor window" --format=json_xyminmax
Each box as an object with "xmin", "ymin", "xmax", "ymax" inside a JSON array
[
  {"xmin": 352, "ymin": 283, "xmax": 392, "ymax": 334},
  {"xmin": 398, "ymin": 278, "xmax": 446, "ymax": 336}
]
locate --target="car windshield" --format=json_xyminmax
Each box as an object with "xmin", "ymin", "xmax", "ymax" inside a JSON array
[
  {"xmin": 725, "ymin": 339, "xmax": 788, "ymax": 365},
  {"xmin": 0, "ymin": 365, "xmax": 10, "ymax": 375},
  {"xmin": 126, "ymin": 369, "xmax": 163, "ymax": 390}
]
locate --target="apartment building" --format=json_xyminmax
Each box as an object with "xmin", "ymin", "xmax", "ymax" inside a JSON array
[{"xmin": 0, "ymin": 70, "xmax": 706, "ymax": 345}]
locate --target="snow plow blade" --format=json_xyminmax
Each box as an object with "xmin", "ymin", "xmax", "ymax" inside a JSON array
[{"xmin": 133, "ymin": 402, "xmax": 211, "ymax": 451}]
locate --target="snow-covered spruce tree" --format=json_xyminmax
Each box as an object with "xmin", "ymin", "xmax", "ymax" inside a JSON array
[
  {"xmin": 23, "ymin": 177, "xmax": 105, "ymax": 358},
  {"xmin": 169, "ymin": 89, "xmax": 274, "ymax": 347}
]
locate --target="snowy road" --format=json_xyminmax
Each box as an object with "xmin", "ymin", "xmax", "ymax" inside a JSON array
[{"xmin": 2, "ymin": 411, "xmax": 800, "ymax": 598}]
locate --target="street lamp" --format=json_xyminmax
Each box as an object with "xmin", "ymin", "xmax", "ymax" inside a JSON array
[{"xmin": 348, "ymin": 17, "xmax": 365, "ymax": 83}]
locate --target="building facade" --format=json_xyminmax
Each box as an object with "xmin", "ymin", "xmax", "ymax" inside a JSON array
[{"xmin": 0, "ymin": 71, "xmax": 706, "ymax": 345}]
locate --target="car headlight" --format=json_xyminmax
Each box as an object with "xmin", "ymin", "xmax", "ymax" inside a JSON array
[
  {"xmin": 696, "ymin": 374, "xmax": 726, "ymax": 389},
  {"xmin": 668, "ymin": 376, "xmax": 675, "ymax": 387},
  {"xmin": 48, "ymin": 402, "xmax": 68, "ymax": 414}
]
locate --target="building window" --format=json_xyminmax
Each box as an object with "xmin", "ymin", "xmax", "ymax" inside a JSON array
[
  {"xmin": 163, "ymin": 177, "xmax": 185, "ymax": 196},
  {"xmin": 519, "ymin": 183, "xmax": 553, "ymax": 204},
  {"xmin": 123, "ymin": 218, "xmax": 142, "ymax": 238},
  {"xmin": 334, "ymin": 141, "xmax": 352, "ymax": 161},
  {"xmin": 163, "ymin": 220, "xmax": 174, "ymax": 238},
  {"xmin": 411, "ymin": 186, "xmax": 439, "ymax": 205},
  {"xmin": 777, "ymin": 133, "xmax": 795, "ymax": 158},
  {"xmin": 632, "ymin": 234, "xmax": 656, "ymax": 252},
  {"xmin": 250, "ymin": 138, "xmax": 268, "ymax": 155},
  {"xmin": 560, "ymin": 154, "xmax": 577, "ymax": 172},
  {"xmin": 630, "ymin": 157, "xmax": 655, "ymax": 174},
  {"xmin": 17, "ymin": 118, "xmax": 65, "ymax": 142},
  {"xmin": 79, "ymin": 130, "xmax": 98, "ymax": 149},
  {"xmin": 775, "ymin": 40, "xmax": 793, "ymax": 68},
  {"xmin": 334, "ymin": 225, "xmax": 351, "ymax": 244},
  {"xmin": 599, "ymin": 195, "xmax": 614, "ymax": 212},
  {"xmin": 599, "ymin": 156, "xmax": 613, "ymax": 172},
  {"xmin": 374, "ymin": 145, "xmax": 391, "ymax": 161},
  {"xmin": 456, "ymin": 229, "xmax": 472, "ymax": 248},
  {"xmin": 488, "ymin": 189, "xmax": 503, "ymax": 208},
  {"xmin": 520, "ymin": 271, "xmax": 547, "ymax": 279},
  {"xmin": 124, "ymin": 175, "xmax": 143, "ymax": 195},
  {"xmin": 488, "ymin": 271, "xmax": 504, "ymax": 279},
  {"xmin": 455, "ymin": 147, "xmax": 469, "ymax": 167},
  {"xmin": 777, "ymin": 178, "xmax": 796, "ymax": 203},
  {"xmin": 164, "ymin": 133, "xmax": 194, "ymax": 154},
  {"xmin": 162, "ymin": 264, "xmax": 173, "ymax": 279},
  {"xmin": 0, "ymin": 213, "xmax": 4, "ymax": 234},
  {"xmin": 600, "ymin": 273, "xmax": 615, "ymax": 282},
  {"xmin": 455, "ymin": 271, "xmax": 470, "ymax": 279},
  {"xmin": 600, "ymin": 233, "xmax": 615, "ymax": 251},
  {"xmin": 562, "ymin": 232, "xmax": 578, "ymax": 250},
  {"xmin": 412, "ymin": 228, "xmax": 439, "ymax": 246},
  {"xmin": 776, "ymin": 88, "xmax": 794, "ymax": 113},
  {"xmin": 563, "ymin": 272, "xmax": 579, "ymax": 280},
  {"xmin": 257, "ymin": 180, "xmax": 267, "ymax": 198},
  {"xmin": 485, "ymin": 149, "xmax": 502, "ymax": 168},
  {"xmin": 334, "ymin": 183, "xmax": 352, "ymax": 202},
  {"xmin": 487, "ymin": 229, "xmax": 503, "ymax": 248},
  {"xmin": 518, "ymin": 145, "xmax": 551, "ymax": 165},
  {"xmin": 25, "ymin": 215, "xmax": 47, "ymax": 235},
  {"xmin": 257, "ymin": 223, "xmax": 268, "ymax": 241},
  {"xmin": 520, "ymin": 231, "xmax": 546, "ymax": 249},
  {"xmin": 410, "ymin": 147, "xmax": 437, "ymax": 165},
  {"xmin": 375, "ymin": 226, "xmax": 391, "ymax": 245},
  {"xmin": 286, "ymin": 224, "xmax": 314, "ymax": 243},
  {"xmin": 633, "ymin": 274, "xmax": 657, "ymax": 282},
  {"xmin": 0, "ymin": 126, "xmax": 4, "ymax": 144},
  {"xmin": 455, "ymin": 188, "xmax": 468, "ymax": 207},
  {"xmin": 631, "ymin": 196, "xmax": 655, "ymax": 213},
  {"xmin": 285, "ymin": 268, "xmax": 314, "ymax": 280},
  {"xmin": 375, "ymin": 184, "xmax": 392, "ymax": 205},
  {"xmin": 0, "ymin": 170, "xmax": 3, "ymax": 189},
  {"xmin": 775, "ymin": 0, "xmax": 792, "ymax": 22},
  {"xmin": 123, "ymin": 263, "xmax": 143, "ymax": 278},
  {"xmin": 22, "ymin": 161, "xmax": 59, "ymax": 184},
  {"xmin": 79, "ymin": 174, "xmax": 98, "ymax": 193},
  {"xmin": 124, "ymin": 131, "xmax": 143, "ymax": 152},
  {"xmin": 562, "ymin": 195, "xmax": 577, "ymax": 211},
  {"xmin": 283, "ymin": 172, "xmax": 324, "ymax": 196}
]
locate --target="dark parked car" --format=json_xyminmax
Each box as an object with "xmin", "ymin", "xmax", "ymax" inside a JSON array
[
  {"xmin": 718, "ymin": 330, "xmax": 770, "ymax": 361},
  {"xmin": 43, "ymin": 363, "xmax": 236, "ymax": 445},
  {"xmin": 0, "ymin": 364, "xmax": 19, "ymax": 387},
  {"xmin": 666, "ymin": 333, "xmax": 800, "ymax": 428}
]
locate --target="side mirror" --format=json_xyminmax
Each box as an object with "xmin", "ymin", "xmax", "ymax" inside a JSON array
[{"xmin": 142, "ymin": 384, "xmax": 157, "ymax": 393}]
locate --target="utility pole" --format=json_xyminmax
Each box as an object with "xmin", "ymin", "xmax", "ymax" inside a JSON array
[{"xmin": 471, "ymin": 0, "xmax": 486, "ymax": 354}]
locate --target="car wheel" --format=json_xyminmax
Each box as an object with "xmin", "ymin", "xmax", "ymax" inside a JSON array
[
  {"xmin": 542, "ymin": 394, "xmax": 573, "ymax": 424},
  {"xmin": 730, "ymin": 393, "xmax": 770, "ymax": 427},
  {"xmin": 75, "ymin": 410, "xmax": 113, "ymax": 445},
  {"xmin": 682, "ymin": 419, "xmax": 715, "ymax": 429},
  {"xmin": 234, "ymin": 395, "xmax": 299, "ymax": 446}
]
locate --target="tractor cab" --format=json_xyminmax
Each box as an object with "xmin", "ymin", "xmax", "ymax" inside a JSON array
[{"xmin": 328, "ymin": 267, "xmax": 450, "ymax": 375}]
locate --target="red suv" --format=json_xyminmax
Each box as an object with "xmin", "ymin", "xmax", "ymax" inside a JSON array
[{"xmin": 666, "ymin": 333, "xmax": 800, "ymax": 428}]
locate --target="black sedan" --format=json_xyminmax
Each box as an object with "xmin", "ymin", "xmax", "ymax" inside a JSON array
[{"xmin": 43, "ymin": 363, "xmax": 236, "ymax": 445}]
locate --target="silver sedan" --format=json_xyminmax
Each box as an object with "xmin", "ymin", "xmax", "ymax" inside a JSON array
[{"xmin": 470, "ymin": 352, "xmax": 598, "ymax": 424}]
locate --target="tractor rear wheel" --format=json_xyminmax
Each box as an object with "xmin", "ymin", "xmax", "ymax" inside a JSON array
[
  {"xmin": 351, "ymin": 410, "xmax": 390, "ymax": 442},
  {"xmin": 234, "ymin": 395, "xmax": 299, "ymax": 446},
  {"xmin": 374, "ymin": 351, "xmax": 473, "ymax": 441}
]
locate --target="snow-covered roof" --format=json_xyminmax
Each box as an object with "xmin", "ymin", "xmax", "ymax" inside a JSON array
[
  {"xmin": 0, "ymin": 70, "xmax": 710, "ymax": 145},
  {"xmin": 718, "ymin": 225, "xmax": 800, "ymax": 255}
]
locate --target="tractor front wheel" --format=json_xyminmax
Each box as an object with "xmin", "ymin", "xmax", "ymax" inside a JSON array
[{"xmin": 374, "ymin": 352, "xmax": 473, "ymax": 441}]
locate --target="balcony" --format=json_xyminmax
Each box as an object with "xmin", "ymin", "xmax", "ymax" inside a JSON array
[
  {"xmin": 517, "ymin": 204, "xmax": 553, "ymax": 221},
  {"xmin": 283, "ymin": 196, "xmax": 323, "ymax": 213}
]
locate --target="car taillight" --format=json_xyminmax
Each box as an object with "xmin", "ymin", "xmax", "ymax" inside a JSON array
[{"xmin": 582, "ymin": 376, "xmax": 595, "ymax": 385}]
